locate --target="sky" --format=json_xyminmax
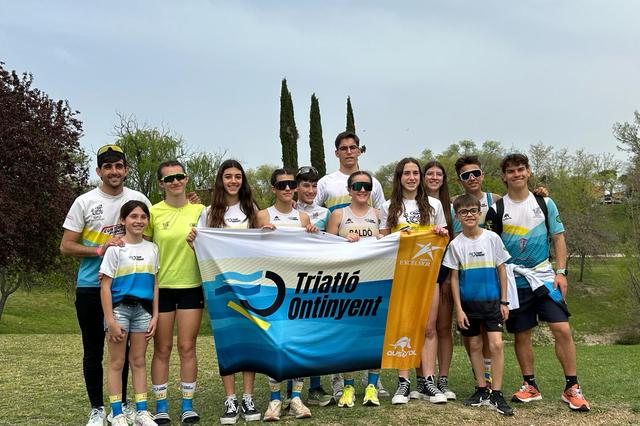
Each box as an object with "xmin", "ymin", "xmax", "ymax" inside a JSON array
[{"xmin": 2, "ymin": 1, "xmax": 638, "ymax": 178}]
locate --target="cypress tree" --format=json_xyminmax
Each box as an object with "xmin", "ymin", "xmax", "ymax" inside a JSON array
[
  {"xmin": 309, "ymin": 93, "xmax": 326, "ymax": 177},
  {"xmin": 346, "ymin": 96, "xmax": 356, "ymax": 133},
  {"xmin": 279, "ymin": 78, "xmax": 299, "ymax": 170}
]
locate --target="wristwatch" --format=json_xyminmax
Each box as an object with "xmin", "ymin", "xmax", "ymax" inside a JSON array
[
  {"xmin": 500, "ymin": 300, "xmax": 509, "ymax": 306},
  {"xmin": 556, "ymin": 268, "xmax": 567, "ymax": 276}
]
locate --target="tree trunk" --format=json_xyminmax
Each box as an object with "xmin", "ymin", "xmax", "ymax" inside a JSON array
[
  {"xmin": 579, "ymin": 254, "xmax": 586, "ymax": 283},
  {"xmin": 0, "ymin": 294, "xmax": 6, "ymax": 322}
]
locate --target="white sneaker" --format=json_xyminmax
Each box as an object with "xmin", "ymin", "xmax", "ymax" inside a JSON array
[
  {"xmin": 87, "ymin": 407, "xmax": 106, "ymax": 426},
  {"xmin": 331, "ymin": 374, "xmax": 344, "ymax": 399},
  {"xmin": 111, "ymin": 414, "xmax": 129, "ymax": 426},
  {"xmin": 134, "ymin": 410, "xmax": 157, "ymax": 426},
  {"xmin": 288, "ymin": 397, "xmax": 311, "ymax": 419},
  {"xmin": 123, "ymin": 404, "xmax": 137, "ymax": 424},
  {"xmin": 263, "ymin": 400, "xmax": 282, "ymax": 422}
]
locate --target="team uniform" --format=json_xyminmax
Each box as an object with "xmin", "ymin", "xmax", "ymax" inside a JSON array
[
  {"xmin": 315, "ymin": 170, "xmax": 385, "ymax": 212},
  {"xmin": 336, "ymin": 206, "xmax": 380, "ymax": 239},
  {"xmin": 296, "ymin": 201, "xmax": 330, "ymax": 231},
  {"xmin": 144, "ymin": 201, "xmax": 205, "ymax": 312},
  {"xmin": 452, "ymin": 192, "xmax": 495, "ymax": 234},
  {"xmin": 442, "ymin": 229, "xmax": 511, "ymax": 336},
  {"xmin": 99, "ymin": 240, "xmax": 159, "ymax": 333},
  {"xmin": 485, "ymin": 193, "xmax": 568, "ymax": 333},
  {"xmin": 266, "ymin": 206, "xmax": 302, "ymax": 227},
  {"xmin": 198, "ymin": 202, "xmax": 252, "ymax": 229},
  {"xmin": 379, "ymin": 197, "xmax": 447, "ymax": 232},
  {"xmin": 63, "ymin": 187, "xmax": 150, "ymax": 410}
]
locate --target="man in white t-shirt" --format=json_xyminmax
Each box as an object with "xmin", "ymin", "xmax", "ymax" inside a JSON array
[
  {"xmin": 314, "ymin": 132, "xmax": 385, "ymax": 212},
  {"xmin": 60, "ymin": 145, "xmax": 150, "ymax": 426}
]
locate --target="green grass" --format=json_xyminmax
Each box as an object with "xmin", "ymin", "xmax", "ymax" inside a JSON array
[{"xmin": 0, "ymin": 335, "xmax": 638, "ymax": 425}]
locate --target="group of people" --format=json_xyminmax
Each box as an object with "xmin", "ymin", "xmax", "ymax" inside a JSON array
[{"xmin": 62, "ymin": 131, "xmax": 590, "ymax": 426}]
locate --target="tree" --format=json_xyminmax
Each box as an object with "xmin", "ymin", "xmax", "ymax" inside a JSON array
[
  {"xmin": 185, "ymin": 150, "xmax": 227, "ymax": 206},
  {"xmin": 374, "ymin": 161, "xmax": 396, "ymax": 198},
  {"xmin": 0, "ymin": 62, "xmax": 87, "ymax": 319},
  {"xmin": 279, "ymin": 79, "xmax": 299, "ymax": 170},
  {"xmin": 528, "ymin": 143, "xmax": 554, "ymax": 186},
  {"xmin": 246, "ymin": 164, "xmax": 278, "ymax": 208},
  {"xmin": 346, "ymin": 96, "xmax": 356, "ymax": 133},
  {"xmin": 308, "ymin": 94, "xmax": 326, "ymax": 177},
  {"xmin": 113, "ymin": 113, "xmax": 188, "ymax": 204}
]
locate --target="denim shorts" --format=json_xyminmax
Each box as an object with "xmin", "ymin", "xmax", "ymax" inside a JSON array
[{"xmin": 106, "ymin": 302, "xmax": 152, "ymax": 333}]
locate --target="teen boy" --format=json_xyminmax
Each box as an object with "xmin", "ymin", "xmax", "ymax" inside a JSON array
[
  {"xmin": 485, "ymin": 153, "xmax": 590, "ymax": 412},
  {"xmin": 443, "ymin": 194, "xmax": 514, "ymax": 416}
]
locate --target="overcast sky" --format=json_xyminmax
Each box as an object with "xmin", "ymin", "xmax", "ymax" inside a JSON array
[{"xmin": 2, "ymin": 1, "xmax": 638, "ymax": 177}]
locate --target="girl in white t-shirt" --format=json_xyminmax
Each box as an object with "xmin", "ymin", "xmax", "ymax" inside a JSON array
[{"xmin": 379, "ymin": 158, "xmax": 449, "ymax": 406}]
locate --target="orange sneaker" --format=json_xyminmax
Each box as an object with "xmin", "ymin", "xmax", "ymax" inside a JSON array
[
  {"xmin": 561, "ymin": 384, "xmax": 590, "ymax": 412},
  {"xmin": 511, "ymin": 382, "xmax": 543, "ymax": 403}
]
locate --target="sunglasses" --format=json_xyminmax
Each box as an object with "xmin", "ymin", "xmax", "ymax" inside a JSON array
[
  {"xmin": 350, "ymin": 182, "xmax": 373, "ymax": 192},
  {"xmin": 161, "ymin": 173, "xmax": 187, "ymax": 183},
  {"xmin": 338, "ymin": 144, "xmax": 360, "ymax": 152},
  {"xmin": 97, "ymin": 144, "xmax": 124, "ymax": 156},
  {"xmin": 296, "ymin": 166, "xmax": 318, "ymax": 176},
  {"xmin": 457, "ymin": 207, "xmax": 480, "ymax": 217},
  {"xmin": 274, "ymin": 180, "xmax": 297, "ymax": 190},
  {"xmin": 459, "ymin": 169, "xmax": 482, "ymax": 181}
]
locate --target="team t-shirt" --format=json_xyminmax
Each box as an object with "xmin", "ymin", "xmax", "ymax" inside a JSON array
[
  {"xmin": 267, "ymin": 206, "xmax": 302, "ymax": 227},
  {"xmin": 442, "ymin": 229, "xmax": 511, "ymax": 318},
  {"xmin": 315, "ymin": 170, "xmax": 385, "ymax": 212},
  {"xmin": 296, "ymin": 202, "xmax": 331, "ymax": 231},
  {"xmin": 485, "ymin": 193, "xmax": 564, "ymax": 288},
  {"xmin": 99, "ymin": 240, "xmax": 158, "ymax": 303},
  {"xmin": 198, "ymin": 203, "xmax": 251, "ymax": 229},
  {"xmin": 379, "ymin": 197, "xmax": 447, "ymax": 232},
  {"xmin": 336, "ymin": 206, "xmax": 380, "ymax": 239},
  {"xmin": 63, "ymin": 187, "xmax": 150, "ymax": 288},
  {"xmin": 144, "ymin": 201, "xmax": 205, "ymax": 289},
  {"xmin": 452, "ymin": 192, "xmax": 495, "ymax": 234}
]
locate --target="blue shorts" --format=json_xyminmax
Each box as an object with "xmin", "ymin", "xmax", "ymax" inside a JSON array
[{"xmin": 106, "ymin": 302, "xmax": 152, "ymax": 333}]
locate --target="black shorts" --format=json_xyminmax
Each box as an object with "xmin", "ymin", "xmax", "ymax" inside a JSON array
[
  {"xmin": 506, "ymin": 286, "xmax": 570, "ymax": 333},
  {"xmin": 458, "ymin": 315, "xmax": 504, "ymax": 337},
  {"xmin": 437, "ymin": 264, "xmax": 450, "ymax": 285},
  {"xmin": 158, "ymin": 286, "xmax": 204, "ymax": 313}
]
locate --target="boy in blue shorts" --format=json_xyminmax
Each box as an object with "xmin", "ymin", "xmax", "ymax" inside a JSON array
[{"xmin": 443, "ymin": 194, "xmax": 514, "ymax": 416}]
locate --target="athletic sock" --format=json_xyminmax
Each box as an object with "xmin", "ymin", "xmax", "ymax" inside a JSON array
[
  {"xmin": 484, "ymin": 358, "xmax": 492, "ymax": 379},
  {"xmin": 310, "ymin": 376, "xmax": 321, "ymax": 390},
  {"xmin": 367, "ymin": 370, "xmax": 380, "ymax": 386},
  {"xmin": 109, "ymin": 394, "xmax": 123, "ymax": 417},
  {"xmin": 152, "ymin": 383, "xmax": 168, "ymax": 413},
  {"xmin": 269, "ymin": 377, "xmax": 282, "ymax": 401},
  {"xmin": 564, "ymin": 376, "xmax": 578, "ymax": 390},
  {"xmin": 181, "ymin": 382, "xmax": 196, "ymax": 413},
  {"xmin": 344, "ymin": 372, "xmax": 355, "ymax": 387},
  {"xmin": 135, "ymin": 393, "xmax": 147, "ymax": 412},
  {"xmin": 292, "ymin": 378, "xmax": 304, "ymax": 398},
  {"xmin": 523, "ymin": 375, "xmax": 537, "ymax": 389}
]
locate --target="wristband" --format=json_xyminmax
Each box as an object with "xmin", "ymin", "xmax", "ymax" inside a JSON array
[
  {"xmin": 96, "ymin": 246, "xmax": 103, "ymax": 257},
  {"xmin": 556, "ymin": 268, "xmax": 567, "ymax": 276},
  {"xmin": 500, "ymin": 300, "xmax": 509, "ymax": 306}
]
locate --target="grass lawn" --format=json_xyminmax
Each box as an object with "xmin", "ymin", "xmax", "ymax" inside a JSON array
[{"xmin": 0, "ymin": 335, "xmax": 638, "ymax": 425}]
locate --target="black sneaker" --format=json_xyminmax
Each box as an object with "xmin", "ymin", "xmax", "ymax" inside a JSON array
[
  {"xmin": 423, "ymin": 377, "xmax": 448, "ymax": 404},
  {"xmin": 409, "ymin": 376, "xmax": 426, "ymax": 400},
  {"xmin": 437, "ymin": 376, "xmax": 457, "ymax": 400},
  {"xmin": 220, "ymin": 397, "xmax": 240, "ymax": 425},
  {"xmin": 464, "ymin": 387, "xmax": 490, "ymax": 407},
  {"xmin": 391, "ymin": 377, "xmax": 410, "ymax": 405},
  {"xmin": 241, "ymin": 394, "xmax": 261, "ymax": 422},
  {"xmin": 489, "ymin": 391, "xmax": 514, "ymax": 416}
]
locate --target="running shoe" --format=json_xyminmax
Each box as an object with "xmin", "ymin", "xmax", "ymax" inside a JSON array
[
  {"xmin": 561, "ymin": 384, "xmax": 590, "ymax": 412},
  {"xmin": 361, "ymin": 373, "xmax": 389, "ymax": 397},
  {"xmin": 511, "ymin": 382, "xmax": 543, "ymax": 403},
  {"xmin": 134, "ymin": 410, "xmax": 158, "ymax": 426},
  {"xmin": 263, "ymin": 400, "xmax": 282, "ymax": 422},
  {"xmin": 110, "ymin": 414, "xmax": 129, "ymax": 426},
  {"xmin": 86, "ymin": 407, "xmax": 106, "ymax": 426},
  {"xmin": 288, "ymin": 397, "xmax": 311, "ymax": 419},
  {"xmin": 123, "ymin": 404, "xmax": 137, "ymax": 425},
  {"xmin": 331, "ymin": 374, "xmax": 344, "ymax": 399},
  {"xmin": 220, "ymin": 396, "xmax": 240, "ymax": 425},
  {"xmin": 307, "ymin": 386, "xmax": 334, "ymax": 407},
  {"xmin": 437, "ymin": 376, "xmax": 457, "ymax": 400},
  {"xmin": 463, "ymin": 387, "xmax": 490, "ymax": 407},
  {"xmin": 363, "ymin": 384, "xmax": 380, "ymax": 407},
  {"xmin": 180, "ymin": 410, "xmax": 200, "ymax": 424},
  {"xmin": 152, "ymin": 412, "xmax": 170, "ymax": 425},
  {"xmin": 422, "ymin": 377, "xmax": 448, "ymax": 404},
  {"xmin": 409, "ymin": 376, "xmax": 426, "ymax": 400},
  {"xmin": 489, "ymin": 391, "xmax": 514, "ymax": 416},
  {"xmin": 241, "ymin": 394, "xmax": 261, "ymax": 421},
  {"xmin": 391, "ymin": 378, "xmax": 410, "ymax": 405},
  {"xmin": 338, "ymin": 385, "xmax": 356, "ymax": 408}
]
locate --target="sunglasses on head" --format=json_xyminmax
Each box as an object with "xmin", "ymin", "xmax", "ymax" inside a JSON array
[
  {"xmin": 457, "ymin": 207, "xmax": 480, "ymax": 216},
  {"xmin": 350, "ymin": 182, "xmax": 373, "ymax": 192},
  {"xmin": 97, "ymin": 144, "xmax": 124, "ymax": 156},
  {"xmin": 296, "ymin": 166, "xmax": 318, "ymax": 177},
  {"xmin": 459, "ymin": 169, "xmax": 482, "ymax": 181},
  {"xmin": 161, "ymin": 173, "xmax": 187, "ymax": 183},
  {"xmin": 274, "ymin": 180, "xmax": 297, "ymax": 190}
]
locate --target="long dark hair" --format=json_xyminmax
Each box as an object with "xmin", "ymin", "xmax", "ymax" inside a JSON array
[
  {"xmin": 387, "ymin": 158, "xmax": 431, "ymax": 231},
  {"xmin": 424, "ymin": 160, "xmax": 453, "ymax": 231},
  {"xmin": 207, "ymin": 159, "xmax": 258, "ymax": 228}
]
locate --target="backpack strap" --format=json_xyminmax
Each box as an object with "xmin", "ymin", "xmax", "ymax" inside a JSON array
[
  {"xmin": 534, "ymin": 194, "xmax": 549, "ymax": 235},
  {"xmin": 486, "ymin": 198, "xmax": 504, "ymax": 235}
]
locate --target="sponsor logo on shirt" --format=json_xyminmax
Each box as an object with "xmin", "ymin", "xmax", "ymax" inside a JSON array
[
  {"xmin": 404, "ymin": 209, "xmax": 420, "ymax": 224},
  {"xmin": 469, "ymin": 251, "xmax": 485, "ymax": 257},
  {"xmin": 345, "ymin": 218, "xmax": 354, "ymax": 224},
  {"xmin": 502, "ymin": 213, "xmax": 512, "ymax": 221},
  {"xmin": 162, "ymin": 221, "xmax": 170, "ymax": 230},
  {"xmin": 90, "ymin": 204, "xmax": 104, "ymax": 221},
  {"xmin": 129, "ymin": 255, "xmax": 144, "ymax": 261},
  {"xmin": 386, "ymin": 336, "xmax": 417, "ymax": 358},
  {"xmin": 533, "ymin": 207, "xmax": 543, "ymax": 218},
  {"xmin": 364, "ymin": 218, "xmax": 377, "ymax": 224}
]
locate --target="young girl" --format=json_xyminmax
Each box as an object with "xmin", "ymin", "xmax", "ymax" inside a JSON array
[
  {"xmin": 187, "ymin": 159, "xmax": 262, "ymax": 425},
  {"xmin": 378, "ymin": 158, "xmax": 448, "ymax": 405},
  {"xmin": 100, "ymin": 200, "xmax": 159, "ymax": 426},
  {"xmin": 326, "ymin": 170, "xmax": 382, "ymax": 408}
]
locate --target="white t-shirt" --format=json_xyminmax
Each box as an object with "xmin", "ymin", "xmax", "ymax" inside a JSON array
[
  {"xmin": 267, "ymin": 206, "xmax": 302, "ymax": 227},
  {"xmin": 379, "ymin": 197, "xmax": 446, "ymax": 232},
  {"xmin": 63, "ymin": 187, "xmax": 150, "ymax": 288},
  {"xmin": 198, "ymin": 203, "xmax": 250, "ymax": 229},
  {"xmin": 99, "ymin": 240, "xmax": 159, "ymax": 303},
  {"xmin": 296, "ymin": 202, "xmax": 331, "ymax": 231},
  {"xmin": 315, "ymin": 170, "xmax": 385, "ymax": 212}
]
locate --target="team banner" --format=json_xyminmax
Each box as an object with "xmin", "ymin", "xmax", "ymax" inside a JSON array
[{"xmin": 194, "ymin": 227, "xmax": 448, "ymax": 381}]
